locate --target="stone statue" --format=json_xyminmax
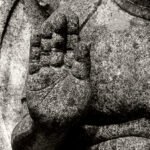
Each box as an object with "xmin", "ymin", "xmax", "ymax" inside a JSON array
[{"xmin": 11, "ymin": 0, "xmax": 150, "ymax": 149}]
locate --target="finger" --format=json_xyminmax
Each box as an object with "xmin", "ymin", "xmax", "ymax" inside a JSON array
[
  {"xmin": 71, "ymin": 42, "xmax": 91, "ymax": 80},
  {"xmin": 29, "ymin": 32, "xmax": 41, "ymax": 74},
  {"xmin": 65, "ymin": 9, "xmax": 79, "ymax": 34},
  {"xmin": 64, "ymin": 9, "xmax": 79, "ymax": 68},
  {"xmin": 41, "ymin": 11, "xmax": 67, "ymax": 36},
  {"xmin": 48, "ymin": 33, "xmax": 66, "ymax": 67}
]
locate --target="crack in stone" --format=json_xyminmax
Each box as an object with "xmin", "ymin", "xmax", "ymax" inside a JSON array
[
  {"xmin": 79, "ymin": 0, "xmax": 102, "ymax": 32},
  {"xmin": 0, "ymin": 0, "xmax": 20, "ymax": 56},
  {"xmin": 113, "ymin": 0, "xmax": 150, "ymax": 21}
]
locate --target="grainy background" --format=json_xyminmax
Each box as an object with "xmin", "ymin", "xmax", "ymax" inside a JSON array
[{"xmin": 0, "ymin": 0, "xmax": 150, "ymax": 150}]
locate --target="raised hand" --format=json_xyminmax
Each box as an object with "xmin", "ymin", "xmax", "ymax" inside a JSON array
[
  {"xmin": 27, "ymin": 9, "xmax": 91, "ymax": 129},
  {"xmin": 12, "ymin": 8, "xmax": 91, "ymax": 150}
]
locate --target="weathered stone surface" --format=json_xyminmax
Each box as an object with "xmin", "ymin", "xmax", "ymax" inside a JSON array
[
  {"xmin": 64, "ymin": 51, "xmax": 74, "ymax": 68},
  {"xmin": 36, "ymin": 0, "xmax": 60, "ymax": 15},
  {"xmin": 65, "ymin": 9, "xmax": 79, "ymax": 34},
  {"xmin": 59, "ymin": 0, "xmax": 102, "ymax": 28},
  {"xmin": 67, "ymin": 35, "xmax": 79, "ymax": 50},
  {"xmin": 114, "ymin": 0, "xmax": 150, "ymax": 20},
  {"xmin": 0, "ymin": 0, "xmax": 19, "ymax": 49},
  {"xmin": 30, "ymin": 47, "xmax": 41, "ymax": 61},
  {"xmin": 26, "ymin": 13, "xmax": 91, "ymax": 129},
  {"xmin": 83, "ymin": 118, "xmax": 150, "ymax": 145},
  {"xmin": 41, "ymin": 11, "xmax": 67, "ymax": 35},
  {"xmin": 11, "ymin": 114, "xmax": 34, "ymax": 150},
  {"xmin": 80, "ymin": 0, "xmax": 150, "ymax": 120},
  {"xmin": 90, "ymin": 137, "xmax": 150, "ymax": 150},
  {"xmin": 1, "ymin": 0, "xmax": 150, "ymax": 149},
  {"xmin": 0, "ymin": 1, "xmax": 30, "ymax": 150},
  {"xmin": 0, "ymin": 0, "xmax": 62, "ymax": 149},
  {"xmin": 49, "ymin": 51, "xmax": 64, "ymax": 67}
]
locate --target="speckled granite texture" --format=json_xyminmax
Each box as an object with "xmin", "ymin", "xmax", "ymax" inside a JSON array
[{"xmin": 0, "ymin": 0, "xmax": 150, "ymax": 150}]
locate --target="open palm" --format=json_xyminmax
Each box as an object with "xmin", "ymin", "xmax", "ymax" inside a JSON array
[{"xmin": 12, "ymin": 8, "xmax": 91, "ymax": 150}]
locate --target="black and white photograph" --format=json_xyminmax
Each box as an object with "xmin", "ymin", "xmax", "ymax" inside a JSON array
[{"xmin": 0, "ymin": 0, "xmax": 150, "ymax": 149}]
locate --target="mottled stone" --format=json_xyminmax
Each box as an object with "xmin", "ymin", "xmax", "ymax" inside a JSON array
[
  {"xmin": 51, "ymin": 48, "xmax": 64, "ymax": 52},
  {"xmin": 65, "ymin": 9, "xmax": 79, "ymax": 34},
  {"xmin": 50, "ymin": 33, "xmax": 66, "ymax": 49},
  {"xmin": 27, "ymin": 67, "xmax": 54, "ymax": 91},
  {"xmin": 83, "ymin": 118, "xmax": 150, "ymax": 145},
  {"xmin": 24, "ymin": 8, "xmax": 92, "ymax": 131},
  {"xmin": 41, "ymin": 30, "xmax": 52, "ymax": 39},
  {"xmin": 9, "ymin": 0, "xmax": 150, "ymax": 150},
  {"xmin": 11, "ymin": 115, "xmax": 34, "ymax": 150},
  {"xmin": 0, "ymin": 2, "xmax": 30, "ymax": 150},
  {"xmin": 49, "ymin": 52, "xmax": 64, "ymax": 67},
  {"xmin": 36, "ymin": 0, "xmax": 60, "ymax": 15},
  {"xmin": 26, "ymin": 73, "xmax": 91, "ymax": 129},
  {"xmin": 29, "ymin": 62, "xmax": 41, "ymax": 74},
  {"xmin": 74, "ymin": 42, "xmax": 90, "ymax": 62},
  {"xmin": 40, "ymin": 55, "xmax": 50, "ymax": 67},
  {"xmin": 67, "ymin": 35, "xmax": 79, "ymax": 50},
  {"xmin": 64, "ymin": 51, "xmax": 74, "ymax": 68},
  {"xmin": 41, "ymin": 11, "xmax": 67, "ymax": 35},
  {"xmin": 60, "ymin": 0, "xmax": 102, "ymax": 27},
  {"xmin": 90, "ymin": 137, "xmax": 150, "ymax": 150},
  {"xmin": 41, "ymin": 39, "xmax": 52, "ymax": 52},
  {"xmin": 71, "ymin": 61, "xmax": 90, "ymax": 80},
  {"xmin": 41, "ymin": 34, "xmax": 65, "ymax": 51},
  {"xmin": 114, "ymin": 0, "xmax": 150, "ymax": 20},
  {"xmin": 0, "ymin": 0, "xmax": 61, "ymax": 149},
  {"xmin": 30, "ymin": 47, "xmax": 41, "ymax": 61},
  {"xmin": 30, "ymin": 32, "xmax": 41, "ymax": 47},
  {"xmin": 0, "ymin": 0, "xmax": 17, "ymax": 47},
  {"xmin": 80, "ymin": 0, "xmax": 150, "ymax": 120}
]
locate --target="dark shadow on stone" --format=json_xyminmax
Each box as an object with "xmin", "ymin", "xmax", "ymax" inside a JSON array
[{"xmin": 57, "ymin": 126, "xmax": 91, "ymax": 150}]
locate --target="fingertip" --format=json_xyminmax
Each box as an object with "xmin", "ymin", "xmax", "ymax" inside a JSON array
[
  {"xmin": 74, "ymin": 41, "xmax": 91, "ymax": 62},
  {"xmin": 30, "ymin": 47, "xmax": 41, "ymax": 61},
  {"xmin": 30, "ymin": 31, "xmax": 41, "ymax": 47},
  {"xmin": 49, "ymin": 51, "xmax": 64, "ymax": 67},
  {"xmin": 66, "ymin": 9, "xmax": 79, "ymax": 34},
  {"xmin": 71, "ymin": 60, "xmax": 90, "ymax": 80},
  {"xmin": 42, "ymin": 11, "xmax": 67, "ymax": 35}
]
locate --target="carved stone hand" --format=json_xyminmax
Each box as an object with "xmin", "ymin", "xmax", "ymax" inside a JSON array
[
  {"xmin": 27, "ymin": 9, "xmax": 91, "ymax": 129},
  {"xmin": 11, "ymin": 7, "xmax": 91, "ymax": 150}
]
